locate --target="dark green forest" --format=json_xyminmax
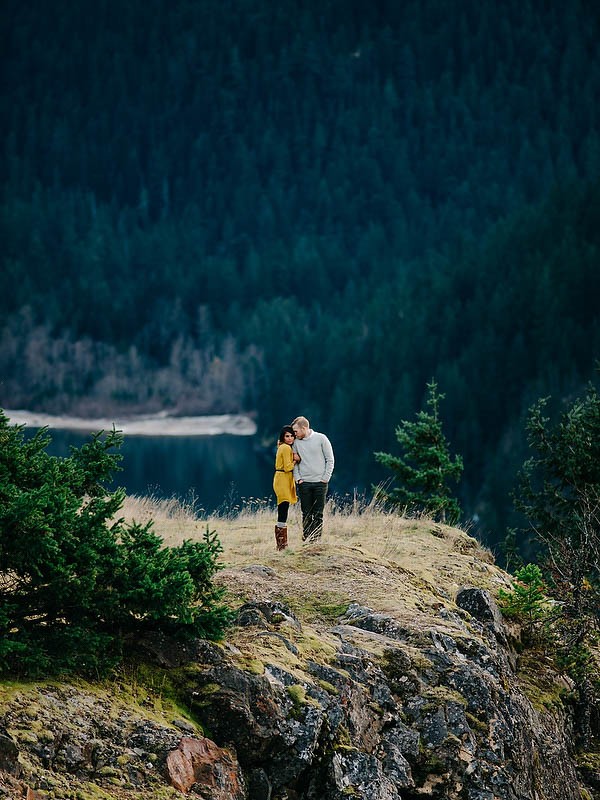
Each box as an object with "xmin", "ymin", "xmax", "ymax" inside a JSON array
[{"xmin": 2, "ymin": 0, "xmax": 599, "ymax": 547}]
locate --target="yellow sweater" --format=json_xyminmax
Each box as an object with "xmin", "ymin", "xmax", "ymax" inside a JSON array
[{"xmin": 273, "ymin": 443, "xmax": 298, "ymax": 504}]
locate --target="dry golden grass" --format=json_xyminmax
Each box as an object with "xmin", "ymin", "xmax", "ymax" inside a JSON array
[
  {"xmin": 121, "ymin": 494, "xmax": 511, "ymax": 625},
  {"xmin": 119, "ymin": 494, "xmax": 517, "ymax": 681},
  {"xmin": 120, "ymin": 493, "xmax": 207, "ymax": 547}
]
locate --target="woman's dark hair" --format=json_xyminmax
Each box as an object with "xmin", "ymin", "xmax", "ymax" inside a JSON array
[{"xmin": 278, "ymin": 425, "xmax": 295, "ymax": 444}]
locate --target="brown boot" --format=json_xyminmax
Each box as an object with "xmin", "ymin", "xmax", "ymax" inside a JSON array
[{"xmin": 275, "ymin": 525, "xmax": 288, "ymax": 551}]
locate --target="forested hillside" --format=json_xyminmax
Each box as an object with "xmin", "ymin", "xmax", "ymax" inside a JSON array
[{"xmin": 2, "ymin": 0, "xmax": 599, "ymax": 546}]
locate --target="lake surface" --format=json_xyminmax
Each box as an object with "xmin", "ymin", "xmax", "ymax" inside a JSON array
[{"xmin": 24, "ymin": 427, "xmax": 274, "ymax": 513}]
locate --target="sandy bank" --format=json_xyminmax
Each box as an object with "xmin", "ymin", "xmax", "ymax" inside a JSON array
[{"xmin": 3, "ymin": 409, "xmax": 257, "ymax": 437}]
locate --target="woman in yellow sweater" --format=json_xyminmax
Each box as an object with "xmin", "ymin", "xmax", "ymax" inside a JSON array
[{"xmin": 273, "ymin": 425, "xmax": 299, "ymax": 550}]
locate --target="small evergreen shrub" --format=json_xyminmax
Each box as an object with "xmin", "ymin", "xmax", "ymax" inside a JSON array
[
  {"xmin": 0, "ymin": 412, "xmax": 231, "ymax": 677},
  {"xmin": 498, "ymin": 563, "xmax": 552, "ymax": 644},
  {"xmin": 374, "ymin": 379, "xmax": 463, "ymax": 523}
]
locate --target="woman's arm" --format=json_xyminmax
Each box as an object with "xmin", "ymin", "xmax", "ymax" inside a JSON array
[{"xmin": 282, "ymin": 444, "xmax": 296, "ymax": 471}]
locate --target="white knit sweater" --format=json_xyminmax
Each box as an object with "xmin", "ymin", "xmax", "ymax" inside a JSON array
[{"xmin": 293, "ymin": 430, "xmax": 335, "ymax": 482}]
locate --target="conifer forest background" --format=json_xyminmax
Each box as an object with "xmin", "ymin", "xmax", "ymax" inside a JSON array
[{"xmin": 2, "ymin": 0, "xmax": 600, "ymax": 550}]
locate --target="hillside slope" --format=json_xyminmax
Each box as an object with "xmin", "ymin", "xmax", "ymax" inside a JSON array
[{"xmin": 1, "ymin": 505, "xmax": 597, "ymax": 798}]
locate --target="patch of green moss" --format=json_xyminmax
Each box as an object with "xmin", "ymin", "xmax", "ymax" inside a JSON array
[
  {"xmin": 0, "ymin": 679, "xmax": 47, "ymax": 700},
  {"xmin": 422, "ymin": 685, "xmax": 467, "ymax": 707},
  {"xmin": 576, "ymin": 750, "xmax": 600, "ymax": 771},
  {"xmin": 105, "ymin": 662, "xmax": 200, "ymax": 730},
  {"xmin": 204, "ymin": 681, "xmax": 222, "ymax": 694},
  {"xmin": 317, "ymin": 679, "xmax": 338, "ymax": 695},
  {"xmin": 335, "ymin": 743, "xmax": 360, "ymax": 754},
  {"xmin": 528, "ymin": 686, "xmax": 566, "ymax": 711},
  {"xmin": 332, "ymin": 724, "xmax": 352, "ymax": 748},
  {"xmin": 281, "ymin": 591, "xmax": 349, "ymax": 623},
  {"xmin": 75, "ymin": 783, "xmax": 130, "ymax": 800},
  {"xmin": 191, "ymin": 682, "xmax": 221, "ymax": 705},
  {"xmin": 236, "ymin": 655, "xmax": 265, "ymax": 675},
  {"xmin": 17, "ymin": 730, "xmax": 39, "ymax": 745},
  {"xmin": 77, "ymin": 782, "xmax": 182, "ymax": 800},
  {"xmin": 289, "ymin": 630, "xmax": 337, "ymax": 665},
  {"xmin": 444, "ymin": 732, "xmax": 463, "ymax": 748},
  {"xmin": 465, "ymin": 711, "xmax": 489, "ymax": 733},
  {"xmin": 287, "ymin": 683, "xmax": 307, "ymax": 709},
  {"xmin": 313, "ymin": 599, "xmax": 350, "ymax": 622},
  {"xmin": 420, "ymin": 749, "xmax": 447, "ymax": 775},
  {"xmin": 96, "ymin": 766, "xmax": 120, "ymax": 777},
  {"xmin": 286, "ymin": 683, "xmax": 307, "ymax": 719},
  {"xmin": 516, "ymin": 653, "xmax": 568, "ymax": 712}
]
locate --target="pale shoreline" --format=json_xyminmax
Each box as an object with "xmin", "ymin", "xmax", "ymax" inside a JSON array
[{"xmin": 3, "ymin": 409, "xmax": 257, "ymax": 437}]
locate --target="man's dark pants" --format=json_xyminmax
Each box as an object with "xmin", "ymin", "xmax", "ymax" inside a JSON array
[{"xmin": 298, "ymin": 481, "xmax": 328, "ymax": 541}]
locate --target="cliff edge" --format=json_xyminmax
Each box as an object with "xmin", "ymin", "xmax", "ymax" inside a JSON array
[{"xmin": 1, "ymin": 512, "xmax": 597, "ymax": 799}]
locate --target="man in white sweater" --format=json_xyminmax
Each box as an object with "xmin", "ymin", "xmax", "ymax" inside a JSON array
[{"xmin": 291, "ymin": 416, "xmax": 335, "ymax": 542}]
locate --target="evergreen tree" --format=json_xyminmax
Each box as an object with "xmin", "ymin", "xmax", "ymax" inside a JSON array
[
  {"xmin": 515, "ymin": 386, "xmax": 600, "ymax": 617},
  {"xmin": 374, "ymin": 380, "xmax": 463, "ymax": 523},
  {"xmin": 0, "ymin": 413, "xmax": 231, "ymax": 677},
  {"xmin": 497, "ymin": 563, "xmax": 551, "ymax": 645},
  {"xmin": 513, "ymin": 384, "xmax": 600, "ymax": 746}
]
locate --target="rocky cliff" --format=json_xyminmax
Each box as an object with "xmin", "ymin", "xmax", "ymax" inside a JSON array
[{"xmin": 1, "ymin": 517, "xmax": 598, "ymax": 799}]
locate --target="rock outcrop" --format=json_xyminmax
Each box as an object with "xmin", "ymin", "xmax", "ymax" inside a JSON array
[
  {"xmin": 166, "ymin": 736, "xmax": 245, "ymax": 797},
  {"xmin": 1, "ymin": 522, "xmax": 597, "ymax": 799}
]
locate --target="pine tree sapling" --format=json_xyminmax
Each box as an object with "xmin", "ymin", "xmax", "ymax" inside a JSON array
[
  {"xmin": 498, "ymin": 563, "xmax": 552, "ymax": 645},
  {"xmin": 374, "ymin": 380, "xmax": 463, "ymax": 523},
  {"xmin": 0, "ymin": 412, "xmax": 231, "ymax": 677}
]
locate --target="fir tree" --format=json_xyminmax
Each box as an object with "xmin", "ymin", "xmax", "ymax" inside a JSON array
[
  {"xmin": 374, "ymin": 380, "xmax": 463, "ymax": 523},
  {"xmin": 0, "ymin": 413, "xmax": 231, "ymax": 677},
  {"xmin": 515, "ymin": 385, "xmax": 600, "ymax": 619},
  {"xmin": 513, "ymin": 383, "xmax": 600, "ymax": 747},
  {"xmin": 497, "ymin": 563, "xmax": 551, "ymax": 644}
]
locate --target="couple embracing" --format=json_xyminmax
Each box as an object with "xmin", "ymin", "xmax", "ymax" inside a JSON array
[{"xmin": 272, "ymin": 416, "xmax": 335, "ymax": 550}]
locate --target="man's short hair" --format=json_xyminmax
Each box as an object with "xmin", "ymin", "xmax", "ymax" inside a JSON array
[{"xmin": 292, "ymin": 416, "xmax": 310, "ymax": 429}]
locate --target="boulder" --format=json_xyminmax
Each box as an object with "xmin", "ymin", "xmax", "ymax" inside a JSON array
[{"xmin": 166, "ymin": 736, "xmax": 245, "ymax": 798}]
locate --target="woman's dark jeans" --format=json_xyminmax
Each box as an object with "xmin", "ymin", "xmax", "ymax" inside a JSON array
[{"xmin": 298, "ymin": 481, "xmax": 328, "ymax": 541}]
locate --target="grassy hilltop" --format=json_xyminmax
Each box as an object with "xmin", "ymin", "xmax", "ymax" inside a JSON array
[
  {"xmin": 3, "ymin": 495, "xmax": 598, "ymax": 799},
  {"xmin": 124, "ymin": 495, "xmax": 512, "ymax": 659},
  {"xmin": 127, "ymin": 495, "xmax": 508, "ymax": 609}
]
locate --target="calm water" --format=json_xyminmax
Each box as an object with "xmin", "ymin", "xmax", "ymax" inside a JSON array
[{"xmin": 25, "ymin": 428, "xmax": 274, "ymax": 512}]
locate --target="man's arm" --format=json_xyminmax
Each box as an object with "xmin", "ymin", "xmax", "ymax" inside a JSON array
[{"xmin": 321, "ymin": 435, "xmax": 334, "ymax": 482}]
